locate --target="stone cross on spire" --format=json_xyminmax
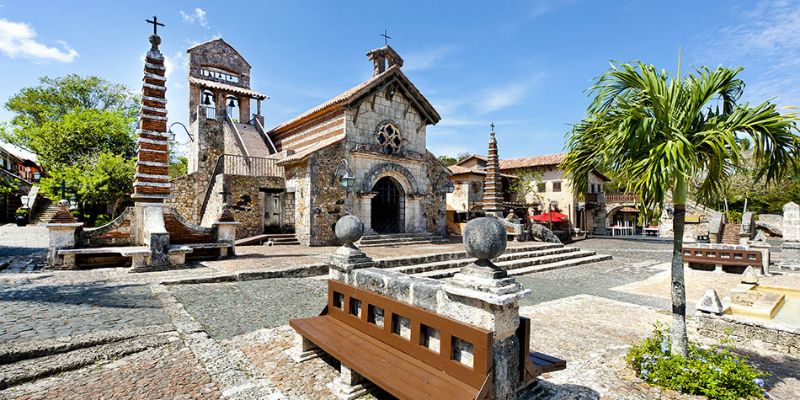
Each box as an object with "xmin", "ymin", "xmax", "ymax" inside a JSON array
[{"xmin": 132, "ymin": 18, "xmax": 170, "ymax": 204}]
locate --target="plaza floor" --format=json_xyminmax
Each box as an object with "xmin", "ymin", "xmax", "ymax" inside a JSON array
[{"xmin": 0, "ymin": 223, "xmax": 798, "ymax": 399}]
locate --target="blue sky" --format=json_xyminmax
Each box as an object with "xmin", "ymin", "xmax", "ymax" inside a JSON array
[{"xmin": 1, "ymin": 0, "xmax": 798, "ymax": 160}]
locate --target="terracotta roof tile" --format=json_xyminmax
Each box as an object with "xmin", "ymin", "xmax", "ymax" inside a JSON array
[{"xmin": 499, "ymin": 153, "xmax": 565, "ymax": 171}]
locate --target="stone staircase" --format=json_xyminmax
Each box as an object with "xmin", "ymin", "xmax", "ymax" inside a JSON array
[
  {"xmin": 719, "ymin": 223, "xmax": 741, "ymax": 245},
  {"xmin": 30, "ymin": 198, "xmax": 56, "ymax": 225},
  {"xmin": 358, "ymin": 232, "xmax": 449, "ymax": 247},
  {"xmin": 370, "ymin": 242, "xmax": 611, "ymax": 279}
]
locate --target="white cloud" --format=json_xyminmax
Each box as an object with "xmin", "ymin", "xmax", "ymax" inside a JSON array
[
  {"xmin": 0, "ymin": 18, "xmax": 78, "ymax": 62},
  {"xmin": 479, "ymin": 74, "xmax": 544, "ymax": 113},
  {"xmin": 180, "ymin": 8, "xmax": 209, "ymax": 28},
  {"xmin": 703, "ymin": 0, "xmax": 800, "ymax": 107},
  {"xmin": 404, "ymin": 46, "xmax": 457, "ymax": 71}
]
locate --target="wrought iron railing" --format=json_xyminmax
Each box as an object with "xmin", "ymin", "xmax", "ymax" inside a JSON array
[
  {"xmin": 222, "ymin": 154, "xmax": 283, "ymax": 177},
  {"xmin": 605, "ymin": 192, "xmax": 638, "ymax": 203}
]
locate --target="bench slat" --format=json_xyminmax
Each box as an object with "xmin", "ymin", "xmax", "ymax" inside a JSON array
[{"xmin": 291, "ymin": 315, "xmax": 480, "ymax": 400}]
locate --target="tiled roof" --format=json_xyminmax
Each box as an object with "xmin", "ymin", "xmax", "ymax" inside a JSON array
[
  {"xmin": 188, "ymin": 77, "xmax": 267, "ymax": 100},
  {"xmin": 268, "ymin": 66, "xmax": 440, "ymax": 135},
  {"xmin": 499, "ymin": 153, "xmax": 566, "ymax": 170},
  {"xmin": 448, "ymin": 165, "xmax": 516, "ymax": 179},
  {"xmin": 276, "ymin": 133, "xmax": 346, "ymax": 165}
]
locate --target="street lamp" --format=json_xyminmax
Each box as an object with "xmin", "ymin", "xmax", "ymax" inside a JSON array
[
  {"xmin": 168, "ymin": 122, "xmax": 194, "ymax": 142},
  {"xmin": 332, "ymin": 159, "xmax": 355, "ymax": 189}
]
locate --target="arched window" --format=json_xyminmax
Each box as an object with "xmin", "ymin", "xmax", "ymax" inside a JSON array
[{"xmin": 376, "ymin": 123, "xmax": 402, "ymax": 155}]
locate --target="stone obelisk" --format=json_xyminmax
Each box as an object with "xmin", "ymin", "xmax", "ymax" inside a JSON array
[{"xmin": 483, "ymin": 124, "xmax": 504, "ymax": 217}]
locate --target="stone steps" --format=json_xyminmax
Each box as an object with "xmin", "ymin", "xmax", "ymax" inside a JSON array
[
  {"xmin": 358, "ymin": 232, "xmax": 449, "ymax": 247},
  {"xmin": 389, "ymin": 246, "xmax": 581, "ymax": 275},
  {"xmin": 372, "ymin": 243, "xmax": 563, "ymax": 270},
  {"xmin": 412, "ymin": 250, "xmax": 612, "ymax": 279},
  {"xmin": 30, "ymin": 205, "xmax": 58, "ymax": 225}
]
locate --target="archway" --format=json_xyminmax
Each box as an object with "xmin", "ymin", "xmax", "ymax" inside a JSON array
[{"xmin": 371, "ymin": 176, "xmax": 405, "ymax": 234}]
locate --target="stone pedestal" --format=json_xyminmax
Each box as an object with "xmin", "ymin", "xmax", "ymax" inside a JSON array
[
  {"xmin": 327, "ymin": 364, "xmax": 372, "ymax": 400},
  {"xmin": 782, "ymin": 202, "xmax": 800, "ymax": 270},
  {"xmin": 46, "ymin": 223, "xmax": 84, "ymax": 269},
  {"xmin": 326, "ymin": 215, "xmax": 374, "ymax": 282},
  {"xmin": 749, "ymin": 241, "xmax": 771, "ymax": 275},
  {"xmin": 441, "ymin": 217, "xmax": 530, "ymax": 400}
]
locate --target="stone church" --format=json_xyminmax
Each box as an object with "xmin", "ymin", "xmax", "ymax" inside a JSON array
[{"xmin": 171, "ymin": 39, "xmax": 451, "ymax": 246}]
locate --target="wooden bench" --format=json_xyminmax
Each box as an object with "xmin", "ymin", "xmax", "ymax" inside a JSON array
[
  {"xmin": 683, "ymin": 247, "xmax": 762, "ymax": 270},
  {"xmin": 290, "ymin": 280, "xmax": 566, "ymax": 399}
]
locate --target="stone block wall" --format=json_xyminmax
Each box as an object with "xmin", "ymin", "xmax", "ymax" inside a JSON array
[
  {"xmin": 80, "ymin": 208, "xmax": 134, "ymax": 247},
  {"xmin": 347, "ymin": 89, "xmax": 426, "ymax": 155},
  {"xmin": 308, "ymin": 142, "xmax": 346, "ymax": 246},
  {"xmin": 285, "ymin": 164, "xmax": 312, "ymax": 245},
  {"xmin": 696, "ymin": 313, "xmax": 800, "ymax": 357},
  {"xmin": 423, "ymin": 152, "xmax": 449, "ymax": 236}
]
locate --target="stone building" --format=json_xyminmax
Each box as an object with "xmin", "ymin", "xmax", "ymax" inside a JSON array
[{"xmin": 171, "ymin": 42, "xmax": 450, "ymax": 246}]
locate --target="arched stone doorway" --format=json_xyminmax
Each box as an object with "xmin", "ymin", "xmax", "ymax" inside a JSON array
[{"xmin": 371, "ymin": 176, "xmax": 405, "ymax": 233}]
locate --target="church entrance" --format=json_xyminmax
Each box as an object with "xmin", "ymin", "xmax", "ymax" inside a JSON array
[{"xmin": 371, "ymin": 176, "xmax": 405, "ymax": 234}]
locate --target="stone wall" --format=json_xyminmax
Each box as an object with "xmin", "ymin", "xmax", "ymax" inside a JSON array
[
  {"xmin": 285, "ymin": 163, "xmax": 311, "ymax": 245},
  {"xmin": 308, "ymin": 142, "xmax": 346, "ymax": 246},
  {"xmin": 228, "ymin": 175, "xmax": 284, "ymax": 239},
  {"xmin": 282, "ymin": 192, "xmax": 296, "ymax": 230},
  {"xmin": 696, "ymin": 313, "xmax": 800, "ymax": 357},
  {"xmin": 187, "ymin": 38, "xmax": 251, "ymax": 89},
  {"xmin": 346, "ymin": 88, "xmax": 426, "ymax": 155},
  {"xmin": 423, "ymin": 152, "xmax": 449, "ymax": 236},
  {"xmin": 80, "ymin": 208, "xmax": 134, "ymax": 247}
]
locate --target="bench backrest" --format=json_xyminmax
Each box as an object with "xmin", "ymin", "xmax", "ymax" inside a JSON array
[
  {"xmin": 683, "ymin": 247, "xmax": 762, "ymax": 267},
  {"xmin": 326, "ymin": 279, "xmax": 493, "ymax": 389}
]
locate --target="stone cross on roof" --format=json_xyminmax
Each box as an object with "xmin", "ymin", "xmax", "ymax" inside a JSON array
[
  {"xmin": 146, "ymin": 15, "xmax": 164, "ymax": 35},
  {"xmin": 381, "ymin": 29, "xmax": 391, "ymax": 46}
]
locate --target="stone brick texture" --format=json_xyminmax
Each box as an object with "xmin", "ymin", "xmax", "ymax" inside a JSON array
[
  {"xmin": 307, "ymin": 142, "xmax": 346, "ymax": 246},
  {"xmin": 79, "ymin": 208, "xmax": 134, "ymax": 247},
  {"xmin": 696, "ymin": 313, "xmax": 800, "ymax": 357}
]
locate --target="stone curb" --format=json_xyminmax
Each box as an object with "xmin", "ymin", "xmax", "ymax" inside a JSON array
[
  {"xmin": 0, "ymin": 324, "xmax": 174, "ymax": 365},
  {"xmin": 149, "ymin": 283, "xmax": 285, "ymax": 399},
  {"xmin": 159, "ymin": 263, "xmax": 329, "ymax": 286},
  {"xmin": 0, "ymin": 333, "xmax": 175, "ymax": 390}
]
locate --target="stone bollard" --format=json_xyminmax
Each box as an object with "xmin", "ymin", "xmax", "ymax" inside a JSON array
[
  {"xmin": 781, "ymin": 202, "xmax": 800, "ymax": 270},
  {"xmin": 213, "ymin": 204, "xmax": 239, "ymax": 258},
  {"xmin": 45, "ymin": 201, "xmax": 83, "ymax": 269},
  {"xmin": 442, "ymin": 217, "xmax": 530, "ymax": 400},
  {"xmin": 326, "ymin": 215, "xmax": 374, "ymax": 283}
]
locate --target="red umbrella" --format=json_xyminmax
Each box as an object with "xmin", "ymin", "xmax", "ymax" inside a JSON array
[{"xmin": 530, "ymin": 211, "xmax": 568, "ymax": 223}]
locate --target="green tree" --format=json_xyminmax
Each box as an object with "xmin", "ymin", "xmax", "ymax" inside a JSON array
[
  {"xmin": 170, "ymin": 155, "xmax": 188, "ymax": 179},
  {"xmin": 0, "ymin": 175, "xmax": 17, "ymax": 194},
  {"xmin": 40, "ymin": 152, "xmax": 135, "ymax": 218},
  {"xmin": 437, "ymin": 155, "xmax": 458, "ymax": 167},
  {"xmin": 0, "ymin": 75, "xmax": 138, "ymax": 169},
  {"xmin": 562, "ymin": 61, "xmax": 799, "ymax": 356},
  {"xmin": 508, "ymin": 168, "xmax": 543, "ymax": 204}
]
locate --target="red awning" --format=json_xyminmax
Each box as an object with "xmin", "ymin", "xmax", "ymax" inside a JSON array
[{"xmin": 530, "ymin": 211, "xmax": 568, "ymax": 223}]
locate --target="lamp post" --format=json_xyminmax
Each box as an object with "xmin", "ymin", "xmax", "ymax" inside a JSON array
[
  {"xmin": 333, "ymin": 159, "xmax": 355, "ymax": 214},
  {"xmin": 167, "ymin": 122, "xmax": 194, "ymax": 142}
]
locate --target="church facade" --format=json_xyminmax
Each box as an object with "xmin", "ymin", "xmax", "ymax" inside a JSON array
[{"xmin": 171, "ymin": 40, "xmax": 450, "ymax": 246}]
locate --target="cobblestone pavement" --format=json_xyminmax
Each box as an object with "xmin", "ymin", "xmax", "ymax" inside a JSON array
[
  {"xmin": 0, "ymin": 280, "xmax": 170, "ymax": 343},
  {"xmin": 4, "ymin": 341, "xmax": 220, "ymax": 399},
  {"xmin": 170, "ymin": 278, "xmax": 327, "ymax": 340},
  {"xmin": 517, "ymin": 238, "xmax": 673, "ymax": 309}
]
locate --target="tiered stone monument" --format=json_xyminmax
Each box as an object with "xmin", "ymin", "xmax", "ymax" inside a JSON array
[
  {"xmin": 781, "ymin": 202, "xmax": 800, "ymax": 270},
  {"xmin": 46, "ymin": 17, "xmax": 238, "ymax": 271},
  {"xmin": 483, "ymin": 125, "xmax": 504, "ymax": 218}
]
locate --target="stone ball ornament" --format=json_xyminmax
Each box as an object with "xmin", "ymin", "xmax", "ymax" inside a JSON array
[
  {"xmin": 57, "ymin": 199, "xmax": 70, "ymax": 208},
  {"xmin": 335, "ymin": 215, "xmax": 365, "ymax": 246},
  {"xmin": 463, "ymin": 217, "xmax": 507, "ymax": 261}
]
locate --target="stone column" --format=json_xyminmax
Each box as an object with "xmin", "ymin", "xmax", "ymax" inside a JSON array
[
  {"xmin": 45, "ymin": 201, "xmax": 83, "ymax": 269},
  {"xmin": 325, "ymin": 215, "xmax": 374, "ymax": 284},
  {"xmin": 442, "ymin": 217, "xmax": 530, "ymax": 400},
  {"xmin": 357, "ymin": 193, "xmax": 376, "ymax": 234},
  {"xmin": 405, "ymin": 195, "xmax": 422, "ymax": 233},
  {"xmin": 781, "ymin": 202, "xmax": 800, "ymax": 270}
]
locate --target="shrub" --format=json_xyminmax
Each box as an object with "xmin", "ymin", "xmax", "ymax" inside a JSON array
[
  {"xmin": 15, "ymin": 208, "xmax": 29, "ymax": 216},
  {"xmin": 627, "ymin": 323, "xmax": 766, "ymax": 400},
  {"xmin": 94, "ymin": 214, "xmax": 112, "ymax": 227}
]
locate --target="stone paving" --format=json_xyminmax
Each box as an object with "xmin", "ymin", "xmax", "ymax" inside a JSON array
[
  {"xmin": 0, "ymin": 281, "xmax": 170, "ymax": 343},
  {"xmin": 1, "ymin": 225, "xmax": 799, "ymax": 399}
]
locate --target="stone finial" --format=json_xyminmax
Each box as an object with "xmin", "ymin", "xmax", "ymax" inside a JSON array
[
  {"xmin": 696, "ymin": 288, "xmax": 725, "ymax": 315},
  {"xmin": 335, "ymin": 215, "xmax": 365, "ymax": 248},
  {"xmin": 463, "ymin": 217, "xmax": 507, "ymax": 262},
  {"xmin": 218, "ymin": 204, "xmax": 236, "ymax": 222},
  {"xmin": 741, "ymin": 266, "xmax": 759, "ymax": 284},
  {"xmin": 48, "ymin": 203, "xmax": 77, "ymax": 224}
]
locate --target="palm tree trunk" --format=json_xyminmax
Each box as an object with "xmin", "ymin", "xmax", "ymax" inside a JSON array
[{"xmin": 671, "ymin": 176, "xmax": 688, "ymax": 357}]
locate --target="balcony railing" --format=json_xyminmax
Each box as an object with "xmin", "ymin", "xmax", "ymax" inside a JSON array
[
  {"xmin": 605, "ymin": 192, "xmax": 638, "ymax": 203},
  {"xmin": 222, "ymin": 154, "xmax": 283, "ymax": 177}
]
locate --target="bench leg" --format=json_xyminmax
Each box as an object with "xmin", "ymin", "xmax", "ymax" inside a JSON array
[
  {"xmin": 289, "ymin": 333, "xmax": 325, "ymax": 362},
  {"xmin": 60, "ymin": 253, "xmax": 77, "ymax": 270},
  {"xmin": 328, "ymin": 364, "xmax": 372, "ymax": 400},
  {"xmin": 129, "ymin": 255, "xmax": 147, "ymax": 272}
]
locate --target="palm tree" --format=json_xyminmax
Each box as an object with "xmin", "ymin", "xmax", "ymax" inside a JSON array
[{"xmin": 562, "ymin": 61, "xmax": 799, "ymax": 357}]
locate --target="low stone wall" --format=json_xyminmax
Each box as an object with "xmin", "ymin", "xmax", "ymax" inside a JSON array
[
  {"xmin": 80, "ymin": 208, "xmax": 134, "ymax": 247},
  {"xmin": 695, "ymin": 312, "xmax": 800, "ymax": 357}
]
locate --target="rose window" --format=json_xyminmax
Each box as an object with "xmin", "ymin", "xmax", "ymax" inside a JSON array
[{"xmin": 377, "ymin": 123, "xmax": 402, "ymax": 155}]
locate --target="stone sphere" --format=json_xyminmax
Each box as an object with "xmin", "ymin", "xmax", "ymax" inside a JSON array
[
  {"xmin": 57, "ymin": 199, "xmax": 70, "ymax": 208},
  {"xmin": 335, "ymin": 215, "xmax": 364, "ymax": 245},
  {"xmin": 462, "ymin": 217, "xmax": 507, "ymax": 260}
]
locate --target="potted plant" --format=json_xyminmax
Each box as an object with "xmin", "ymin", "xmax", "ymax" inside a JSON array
[{"xmin": 15, "ymin": 208, "xmax": 29, "ymax": 226}]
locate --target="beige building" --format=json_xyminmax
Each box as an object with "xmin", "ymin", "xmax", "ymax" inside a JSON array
[{"xmin": 446, "ymin": 153, "xmax": 610, "ymax": 233}]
